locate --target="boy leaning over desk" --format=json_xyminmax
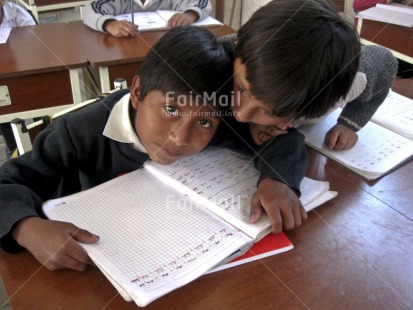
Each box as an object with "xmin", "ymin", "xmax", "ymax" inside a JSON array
[
  {"xmin": 228, "ymin": 0, "xmax": 397, "ymax": 152},
  {"xmin": 0, "ymin": 26, "xmax": 308, "ymax": 272},
  {"xmin": 83, "ymin": 0, "xmax": 212, "ymax": 37}
]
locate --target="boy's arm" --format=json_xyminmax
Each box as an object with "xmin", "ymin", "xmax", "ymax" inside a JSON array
[
  {"xmin": 171, "ymin": 0, "xmax": 212, "ymax": 21},
  {"xmin": 11, "ymin": 217, "xmax": 98, "ymax": 271},
  {"xmin": 0, "ymin": 119, "xmax": 101, "ymax": 270},
  {"xmin": 82, "ymin": 0, "xmax": 132, "ymax": 33},
  {"xmin": 251, "ymin": 128, "xmax": 308, "ymax": 233},
  {"xmin": 0, "ymin": 122, "xmax": 77, "ymax": 253},
  {"xmin": 329, "ymin": 45, "xmax": 398, "ymax": 149}
]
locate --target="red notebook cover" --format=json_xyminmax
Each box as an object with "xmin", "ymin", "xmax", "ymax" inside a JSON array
[{"xmin": 210, "ymin": 233, "xmax": 293, "ymax": 272}]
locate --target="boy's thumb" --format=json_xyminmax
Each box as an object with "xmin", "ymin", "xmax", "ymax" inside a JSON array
[{"xmin": 71, "ymin": 227, "xmax": 100, "ymax": 244}]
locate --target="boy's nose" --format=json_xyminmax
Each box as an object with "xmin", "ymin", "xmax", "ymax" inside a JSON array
[{"xmin": 168, "ymin": 121, "xmax": 191, "ymax": 146}]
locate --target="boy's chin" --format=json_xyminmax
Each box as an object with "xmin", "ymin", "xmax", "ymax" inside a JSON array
[{"xmin": 148, "ymin": 151, "xmax": 186, "ymax": 165}]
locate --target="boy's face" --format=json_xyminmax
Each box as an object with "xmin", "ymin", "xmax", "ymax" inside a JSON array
[
  {"xmin": 232, "ymin": 57, "xmax": 290, "ymax": 127},
  {"xmin": 232, "ymin": 57, "xmax": 292, "ymax": 145},
  {"xmin": 130, "ymin": 77, "xmax": 220, "ymax": 165}
]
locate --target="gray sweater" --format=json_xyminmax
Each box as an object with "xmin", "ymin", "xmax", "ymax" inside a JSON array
[
  {"xmin": 337, "ymin": 45, "xmax": 398, "ymax": 131},
  {"xmin": 83, "ymin": 0, "xmax": 212, "ymax": 33}
]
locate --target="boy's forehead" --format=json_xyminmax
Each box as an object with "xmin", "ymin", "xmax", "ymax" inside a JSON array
[
  {"xmin": 233, "ymin": 58, "xmax": 249, "ymax": 86},
  {"xmin": 165, "ymin": 91, "xmax": 219, "ymax": 106}
]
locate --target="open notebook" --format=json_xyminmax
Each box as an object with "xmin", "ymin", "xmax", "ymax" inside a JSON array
[
  {"xmin": 115, "ymin": 10, "xmax": 223, "ymax": 31},
  {"xmin": 42, "ymin": 147, "xmax": 336, "ymax": 307},
  {"xmin": 298, "ymin": 91, "xmax": 413, "ymax": 180}
]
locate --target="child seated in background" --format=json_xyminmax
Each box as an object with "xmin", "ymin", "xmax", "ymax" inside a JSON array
[
  {"xmin": 83, "ymin": 0, "xmax": 212, "ymax": 37},
  {"xmin": 225, "ymin": 0, "xmax": 398, "ymax": 151},
  {"xmin": 0, "ymin": 26, "xmax": 308, "ymax": 271}
]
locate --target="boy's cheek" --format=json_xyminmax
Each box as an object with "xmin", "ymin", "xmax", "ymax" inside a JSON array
[
  {"xmin": 249, "ymin": 123, "xmax": 266, "ymax": 145},
  {"xmin": 188, "ymin": 128, "xmax": 218, "ymax": 154}
]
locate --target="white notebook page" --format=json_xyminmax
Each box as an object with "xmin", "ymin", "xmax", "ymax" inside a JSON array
[
  {"xmin": 146, "ymin": 147, "xmax": 334, "ymax": 238},
  {"xmin": 298, "ymin": 109, "xmax": 413, "ymax": 179},
  {"xmin": 371, "ymin": 90, "xmax": 413, "ymax": 140},
  {"xmin": 43, "ymin": 169, "xmax": 250, "ymax": 306}
]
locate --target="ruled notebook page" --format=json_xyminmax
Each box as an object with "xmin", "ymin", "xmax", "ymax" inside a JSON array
[
  {"xmin": 298, "ymin": 108, "xmax": 413, "ymax": 180},
  {"xmin": 42, "ymin": 169, "xmax": 250, "ymax": 307},
  {"xmin": 371, "ymin": 90, "xmax": 413, "ymax": 140},
  {"xmin": 145, "ymin": 147, "xmax": 335, "ymax": 240},
  {"xmin": 145, "ymin": 148, "xmax": 269, "ymax": 239}
]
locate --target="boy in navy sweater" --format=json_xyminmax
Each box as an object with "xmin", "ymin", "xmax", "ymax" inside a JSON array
[{"xmin": 0, "ymin": 27, "xmax": 307, "ymax": 271}]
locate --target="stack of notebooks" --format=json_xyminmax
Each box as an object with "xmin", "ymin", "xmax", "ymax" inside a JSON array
[{"xmin": 43, "ymin": 147, "xmax": 337, "ymax": 306}]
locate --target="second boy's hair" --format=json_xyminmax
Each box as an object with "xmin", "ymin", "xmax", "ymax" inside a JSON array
[
  {"xmin": 236, "ymin": 0, "xmax": 360, "ymax": 119},
  {"xmin": 137, "ymin": 26, "xmax": 234, "ymax": 110}
]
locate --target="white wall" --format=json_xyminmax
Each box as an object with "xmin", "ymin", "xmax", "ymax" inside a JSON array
[
  {"xmin": 218, "ymin": 0, "xmax": 357, "ymax": 30},
  {"xmin": 241, "ymin": 0, "xmax": 271, "ymax": 25}
]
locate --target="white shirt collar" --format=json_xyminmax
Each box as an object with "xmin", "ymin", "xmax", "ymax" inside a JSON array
[{"xmin": 103, "ymin": 93, "xmax": 147, "ymax": 153}]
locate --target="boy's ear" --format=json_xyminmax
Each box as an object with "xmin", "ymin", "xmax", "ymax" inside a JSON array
[{"xmin": 130, "ymin": 76, "xmax": 141, "ymax": 110}]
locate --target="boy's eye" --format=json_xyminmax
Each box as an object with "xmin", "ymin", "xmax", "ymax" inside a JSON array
[
  {"xmin": 198, "ymin": 119, "xmax": 212, "ymax": 128},
  {"xmin": 165, "ymin": 105, "xmax": 179, "ymax": 116}
]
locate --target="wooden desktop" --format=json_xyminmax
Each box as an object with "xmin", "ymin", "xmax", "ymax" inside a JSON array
[
  {"xmin": 0, "ymin": 23, "xmax": 87, "ymax": 124},
  {"xmin": 1, "ymin": 146, "xmax": 412, "ymax": 309},
  {"xmin": 68, "ymin": 21, "xmax": 236, "ymax": 93},
  {"xmin": 358, "ymin": 18, "xmax": 413, "ymax": 64}
]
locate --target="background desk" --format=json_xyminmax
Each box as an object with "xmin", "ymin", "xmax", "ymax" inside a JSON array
[
  {"xmin": 1, "ymin": 147, "xmax": 412, "ymax": 309},
  {"xmin": 0, "ymin": 23, "xmax": 87, "ymax": 123},
  {"xmin": 68, "ymin": 21, "xmax": 236, "ymax": 93},
  {"xmin": 358, "ymin": 18, "xmax": 413, "ymax": 64}
]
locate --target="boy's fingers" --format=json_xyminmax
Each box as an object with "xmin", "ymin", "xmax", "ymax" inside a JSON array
[
  {"xmin": 69, "ymin": 226, "xmax": 99, "ymax": 244},
  {"xmin": 300, "ymin": 205, "xmax": 308, "ymax": 220},
  {"xmin": 249, "ymin": 192, "xmax": 263, "ymax": 223},
  {"xmin": 325, "ymin": 130, "xmax": 339, "ymax": 149}
]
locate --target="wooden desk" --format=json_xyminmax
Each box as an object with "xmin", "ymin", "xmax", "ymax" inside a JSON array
[
  {"xmin": 0, "ymin": 23, "xmax": 87, "ymax": 123},
  {"xmin": 68, "ymin": 21, "xmax": 236, "ymax": 93},
  {"xmin": 358, "ymin": 18, "xmax": 413, "ymax": 64},
  {"xmin": 1, "ymin": 148, "xmax": 412, "ymax": 309}
]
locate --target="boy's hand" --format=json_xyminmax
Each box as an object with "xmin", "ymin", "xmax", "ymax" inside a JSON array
[
  {"xmin": 325, "ymin": 123, "xmax": 358, "ymax": 151},
  {"xmin": 12, "ymin": 217, "xmax": 99, "ymax": 271},
  {"xmin": 250, "ymin": 178, "xmax": 307, "ymax": 234},
  {"xmin": 104, "ymin": 20, "xmax": 139, "ymax": 37},
  {"xmin": 168, "ymin": 11, "xmax": 198, "ymax": 27}
]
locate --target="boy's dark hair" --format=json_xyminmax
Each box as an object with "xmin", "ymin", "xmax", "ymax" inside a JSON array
[
  {"xmin": 138, "ymin": 26, "xmax": 233, "ymax": 111},
  {"xmin": 236, "ymin": 0, "xmax": 360, "ymax": 119}
]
